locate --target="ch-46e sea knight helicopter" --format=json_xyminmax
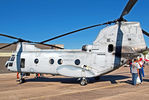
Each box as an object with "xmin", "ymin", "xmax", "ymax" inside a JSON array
[{"xmin": 1, "ymin": 0, "xmax": 149, "ymax": 86}]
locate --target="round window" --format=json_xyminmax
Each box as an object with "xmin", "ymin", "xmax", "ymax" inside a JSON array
[
  {"xmin": 49, "ymin": 59, "xmax": 54, "ymax": 64},
  {"xmin": 34, "ymin": 58, "xmax": 39, "ymax": 64},
  {"xmin": 75, "ymin": 59, "xmax": 80, "ymax": 65},
  {"xmin": 58, "ymin": 59, "xmax": 63, "ymax": 65}
]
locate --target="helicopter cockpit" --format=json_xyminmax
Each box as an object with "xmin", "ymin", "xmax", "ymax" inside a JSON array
[{"xmin": 5, "ymin": 55, "xmax": 15, "ymax": 68}]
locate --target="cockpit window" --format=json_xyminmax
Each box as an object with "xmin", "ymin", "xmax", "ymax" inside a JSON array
[
  {"xmin": 9, "ymin": 55, "xmax": 15, "ymax": 61},
  {"xmin": 9, "ymin": 63, "xmax": 13, "ymax": 67}
]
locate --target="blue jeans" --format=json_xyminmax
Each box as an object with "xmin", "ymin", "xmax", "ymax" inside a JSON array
[
  {"xmin": 132, "ymin": 73, "xmax": 138, "ymax": 85},
  {"xmin": 139, "ymin": 69, "xmax": 143, "ymax": 82}
]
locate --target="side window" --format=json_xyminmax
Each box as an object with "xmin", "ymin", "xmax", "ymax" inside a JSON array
[
  {"xmin": 20, "ymin": 58, "xmax": 25, "ymax": 68},
  {"xmin": 75, "ymin": 59, "xmax": 80, "ymax": 65},
  {"xmin": 108, "ymin": 44, "xmax": 114, "ymax": 53},
  {"xmin": 9, "ymin": 63, "xmax": 13, "ymax": 67},
  {"xmin": 34, "ymin": 58, "xmax": 39, "ymax": 64},
  {"xmin": 58, "ymin": 59, "xmax": 63, "ymax": 65},
  {"xmin": 49, "ymin": 59, "xmax": 54, "ymax": 64}
]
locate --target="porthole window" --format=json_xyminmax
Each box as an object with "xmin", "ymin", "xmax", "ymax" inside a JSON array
[
  {"xmin": 34, "ymin": 58, "xmax": 39, "ymax": 64},
  {"xmin": 58, "ymin": 59, "xmax": 63, "ymax": 65},
  {"xmin": 75, "ymin": 59, "xmax": 80, "ymax": 65},
  {"xmin": 49, "ymin": 59, "xmax": 54, "ymax": 64},
  {"xmin": 108, "ymin": 44, "xmax": 114, "ymax": 53}
]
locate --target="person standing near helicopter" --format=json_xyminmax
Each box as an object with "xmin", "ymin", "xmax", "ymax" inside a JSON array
[
  {"xmin": 131, "ymin": 58, "xmax": 141, "ymax": 85},
  {"xmin": 137, "ymin": 58, "xmax": 145, "ymax": 83}
]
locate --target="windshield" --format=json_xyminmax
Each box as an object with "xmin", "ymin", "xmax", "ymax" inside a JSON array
[{"xmin": 9, "ymin": 55, "xmax": 15, "ymax": 61}]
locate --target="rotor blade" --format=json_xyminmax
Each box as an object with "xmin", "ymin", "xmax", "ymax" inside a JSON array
[
  {"xmin": 0, "ymin": 41, "xmax": 19, "ymax": 49},
  {"xmin": 120, "ymin": 0, "xmax": 138, "ymax": 18},
  {"xmin": 0, "ymin": 33, "xmax": 21, "ymax": 40},
  {"xmin": 0, "ymin": 33, "xmax": 35, "ymax": 43},
  {"xmin": 38, "ymin": 43, "xmax": 64, "ymax": 49},
  {"xmin": 0, "ymin": 33, "xmax": 63, "ymax": 49},
  {"xmin": 142, "ymin": 29, "xmax": 149, "ymax": 37},
  {"xmin": 40, "ymin": 20, "xmax": 116, "ymax": 44}
]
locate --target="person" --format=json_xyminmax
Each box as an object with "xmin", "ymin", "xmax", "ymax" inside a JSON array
[
  {"xmin": 131, "ymin": 59, "xmax": 140, "ymax": 85},
  {"xmin": 138, "ymin": 58, "xmax": 145, "ymax": 83}
]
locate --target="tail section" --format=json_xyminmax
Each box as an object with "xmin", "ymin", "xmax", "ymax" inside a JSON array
[{"xmin": 93, "ymin": 22, "xmax": 146, "ymax": 54}]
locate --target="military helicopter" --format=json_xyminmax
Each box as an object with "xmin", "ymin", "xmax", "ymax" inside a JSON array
[{"xmin": 1, "ymin": 0, "xmax": 149, "ymax": 86}]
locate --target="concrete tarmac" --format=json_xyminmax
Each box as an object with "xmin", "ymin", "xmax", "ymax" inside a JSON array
[{"xmin": 0, "ymin": 66, "xmax": 149, "ymax": 100}]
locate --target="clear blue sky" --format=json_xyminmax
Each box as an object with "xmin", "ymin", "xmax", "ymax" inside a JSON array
[{"xmin": 0, "ymin": 0, "xmax": 148, "ymax": 49}]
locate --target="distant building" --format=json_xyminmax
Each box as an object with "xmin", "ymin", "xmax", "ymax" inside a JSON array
[{"xmin": 0, "ymin": 43, "xmax": 64, "ymax": 73}]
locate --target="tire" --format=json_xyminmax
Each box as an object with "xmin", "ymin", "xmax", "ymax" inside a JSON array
[
  {"xmin": 19, "ymin": 78, "xmax": 25, "ymax": 84},
  {"xmin": 80, "ymin": 78, "xmax": 87, "ymax": 86}
]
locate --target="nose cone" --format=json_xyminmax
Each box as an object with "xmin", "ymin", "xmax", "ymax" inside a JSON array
[{"xmin": 5, "ymin": 63, "xmax": 8, "ymax": 68}]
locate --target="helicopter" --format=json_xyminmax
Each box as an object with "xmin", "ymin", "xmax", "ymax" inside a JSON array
[{"xmin": 1, "ymin": 0, "xmax": 149, "ymax": 86}]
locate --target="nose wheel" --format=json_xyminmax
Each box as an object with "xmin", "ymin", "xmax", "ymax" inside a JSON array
[
  {"xmin": 19, "ymin": 78, "xmax": 25, "ymax": 83},
  {"xmin": 16, "ymin": 73, "xmax": 25, "ymax": 84},
  {"xmin": 80, "ymin": 78, "xmax": 88, "ymax": 86}
]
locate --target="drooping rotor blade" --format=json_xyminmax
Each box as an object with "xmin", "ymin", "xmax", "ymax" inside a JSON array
[
  {"xmin": 39, "ymin": 43, "xmax": 64, "ymax": 49},
  {"xmin": 0, "ymin": 33, "xmax": 21, "ymax": 40},
  {"xmin": 142, "ymin": 29, "xmax": 149, "ymax": 37},
  {"xmin": 0, "ymin": 41, "xmax": 19, "ymax": 49},
  {"xmin": 120, "ymin": 0, "xmax": 138, "ymax": 18},
  {"xmin": 0, "ymin": 33, "xmax": 34, "ymax": 43},
  {"xmin": 0, "ymin": 32, "xmax": 64, "ymax": 49},
  {"xmin": 39, "ymin": 20, "xmax": 117, "ymax": 44},
  {"xmin": 0, "ymin": 41, "xmax": 63, "ymax": 50}
]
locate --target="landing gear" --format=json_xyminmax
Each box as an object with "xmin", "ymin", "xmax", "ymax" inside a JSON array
[
  {"xmin": 80, "ymin": 78, "xmax": 88, "ymax": 86},
  {"xmin": 17, "ymin": 73, "xmax": 25, "ymax": 84},
  {"xmin": 19, "ymin": 78, "xmax": 25, "ymax": 83}
]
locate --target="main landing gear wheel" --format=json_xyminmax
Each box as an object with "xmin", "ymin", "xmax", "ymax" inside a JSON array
[
  {"xmin": 17, "ymin": 78, "xmax": 25, "ymax": 84},
  {"xmin": 80, "ymin": 78, "xmax": 88, "ymax": 86}
]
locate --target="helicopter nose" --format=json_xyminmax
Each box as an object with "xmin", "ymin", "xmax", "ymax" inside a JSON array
[{"xmin": 5, "ymin": 63, "xmax": 8, "ymax": 68}]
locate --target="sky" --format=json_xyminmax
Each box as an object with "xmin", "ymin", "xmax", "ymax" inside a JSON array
[{"xmin": 0, "ymin": 0, "xmax": 148, "ymax": 49}]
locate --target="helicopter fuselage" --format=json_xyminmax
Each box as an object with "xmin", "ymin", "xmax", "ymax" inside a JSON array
[{"xmin": 6, "ymin": 22, "xmax": 147, "ymax": 78}]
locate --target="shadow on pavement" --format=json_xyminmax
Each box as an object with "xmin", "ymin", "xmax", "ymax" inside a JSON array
[
  {"xmin": 143, "ymin": 79, "xmax": 149, "ymax": 82},
  {"xmin": 24, "ymin": 75, "xmax": 130, "ymax": 85},
  {"xmin": 89, "ymin": 75, "xmax": 130, "ymax": 84}
]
